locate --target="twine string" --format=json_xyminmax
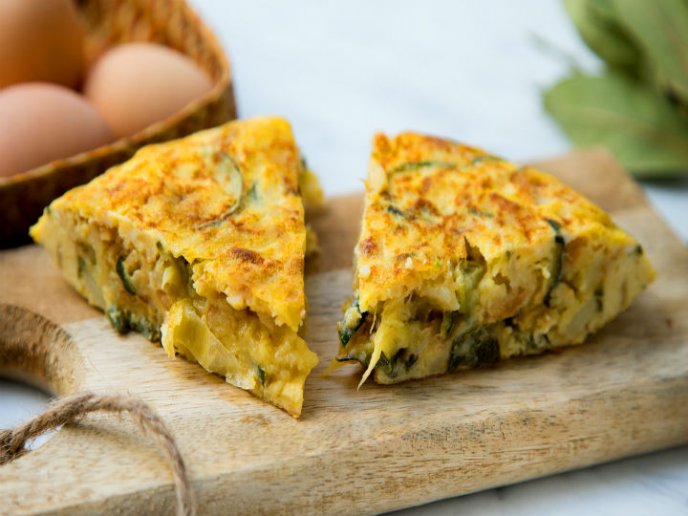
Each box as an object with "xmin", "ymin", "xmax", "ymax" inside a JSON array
[{"xmin": 0, "ymin": 391, "xmax": 194, "ymax": 516}]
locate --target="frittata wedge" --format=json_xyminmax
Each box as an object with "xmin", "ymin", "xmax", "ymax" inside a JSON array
[
  {"xmin": 337, "ymin": 132, "xmax": 655, "ymax": 385},
  {"xmin": 31, "ymin": 116, "xmax": 319, "ymax": 417}
]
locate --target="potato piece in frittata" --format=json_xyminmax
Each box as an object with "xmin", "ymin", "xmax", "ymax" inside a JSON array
[
  {"xmin": 31, "ymin": 116, "xmax": 319, "ymax": 417},
  {"xmin": 337, "ymin": 132, "xmax": 655, "ymax": 385}
]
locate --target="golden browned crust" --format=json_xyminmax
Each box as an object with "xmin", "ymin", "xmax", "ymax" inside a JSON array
[
  {"xmin": 44, "ymin": 116, "xmax": 307, "ymax": 330},
  {"xmin": 355, "ymin": 132, "xmax": 621, "ymax": 313}
]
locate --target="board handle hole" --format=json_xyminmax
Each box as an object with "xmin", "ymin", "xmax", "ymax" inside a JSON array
[
  {"xmin": 0, "ymin": 377, "xmax": 55, "ymax": 450},
  {"xmin": 0, "ymin": 303, "xmax": 83, "ymax": 401},
  {"xmin": 0, "ymin": 304, "xmax": 85, "ymax": 450}
]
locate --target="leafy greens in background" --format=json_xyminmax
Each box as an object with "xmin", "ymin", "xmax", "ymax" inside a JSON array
[{"xmin": 544, "ymin": 0, "xmax": 688, "ymax": 178}]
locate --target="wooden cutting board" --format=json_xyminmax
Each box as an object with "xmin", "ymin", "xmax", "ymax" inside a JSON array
[{"xmin": 1, "ymin": 149, "xmax": 686, "ymax": 515}]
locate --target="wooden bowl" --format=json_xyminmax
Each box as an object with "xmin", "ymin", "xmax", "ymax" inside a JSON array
[{"xmin": 0, "ymin": 0, "xmax": 236, "ymax": 247}]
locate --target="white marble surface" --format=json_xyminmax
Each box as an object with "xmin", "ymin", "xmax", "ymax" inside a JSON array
[{"xmin": 1, "ymin": 0, "xmax": 687, "ymax": 514}]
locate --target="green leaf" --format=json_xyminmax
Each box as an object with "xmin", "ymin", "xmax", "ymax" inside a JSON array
[
  {"xmin": 610, "ymin": 0, "xmax": 688, "ymax": 105},
  {"xmin": 564, "ymin": 0, "xmax": 643, "ymax": 76},
  {"xmin": 544, "ymin": 72, "xmax": 688, "ymax": 177}
]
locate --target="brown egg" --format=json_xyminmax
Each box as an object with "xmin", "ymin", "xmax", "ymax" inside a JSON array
[
  {"xmin": 0, "ymin": 0, "xmax": 84, "ymax": 89},
  {"xmin": 84, "ymin": 43, "xmax": 214, "ymax": 138},
  {"xmin": 0, "ymin": 83, "xmax": 114, "ymax": 178}
]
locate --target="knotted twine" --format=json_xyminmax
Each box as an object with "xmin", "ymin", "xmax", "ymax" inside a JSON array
[{"xmin": 0, "ymin": 391, "xmax": 194, "ymax": 516}]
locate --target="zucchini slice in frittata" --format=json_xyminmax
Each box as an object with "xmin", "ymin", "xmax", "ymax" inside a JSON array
[
  {"xmin": 31, "ymin": 116, "xmax": 319, "ymax": 417},
  {"xmin": 336, "ymin": 132, "xmax": 655, "ymax": 385}
]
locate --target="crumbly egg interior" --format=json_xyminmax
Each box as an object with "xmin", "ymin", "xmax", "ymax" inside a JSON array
[
  {"xmin": 31, "ymin": 208, "xmax": 318, "ymax": 417},
  {"xmin": 337, "ymin": 228, "xmax": 654, "ymax": 385}
]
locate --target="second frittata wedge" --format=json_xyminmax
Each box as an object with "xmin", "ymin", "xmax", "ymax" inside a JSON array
[{"xmin": 337, "ymin": 132, "xmax": 655, "ymax": 385}]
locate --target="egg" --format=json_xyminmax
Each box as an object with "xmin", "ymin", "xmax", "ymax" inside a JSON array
[
  {"xmin": 84, "ymin": 43, "xmax": 214, "ymax": 138},
  {"xmin": 0, "ymin": 0, "xmax": 84, "ymax": 89},
  {"xmin": 0, "ymin": 83, "xmax": 114, "ymax": 178}
]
